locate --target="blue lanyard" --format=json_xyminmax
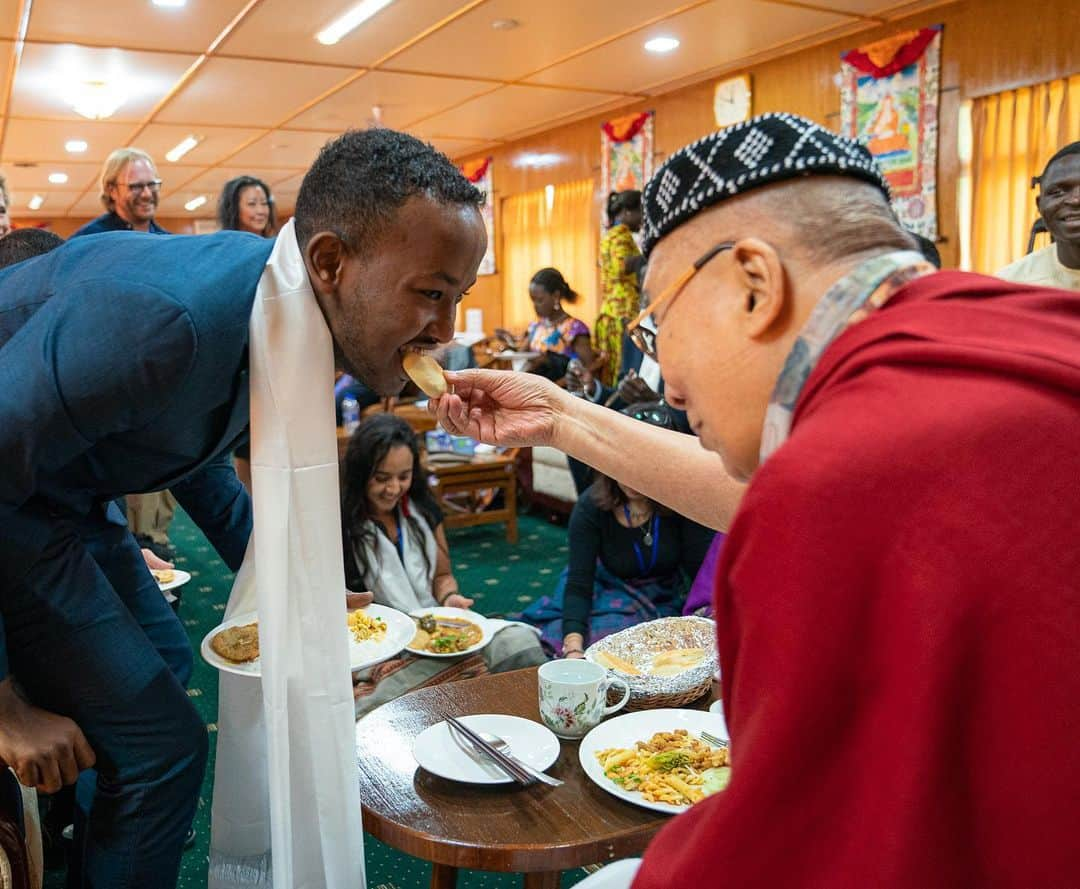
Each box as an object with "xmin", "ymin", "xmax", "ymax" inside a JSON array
[
  {"xmin": 623, "ymin": 506, "xmax": 660, "ymax": 575},
  {"xmin": 393, "ymin": 520, "xmax": 404, "ymax": 563}
]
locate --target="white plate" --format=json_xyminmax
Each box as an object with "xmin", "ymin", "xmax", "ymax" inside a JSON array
[
  {"xmin": 155, "ymin": 569, "xmax": 192, "ymax": 593},
  {"xmin": 578, "ymin": 708, "xmax": 730, "ymax": 815},
  {"xmin": 412, "ymin": 714, "xmax": 560, "ymax": 785},
  {"xmin": 406, "ymin": 607, "xmax": 493, "ymax": 658},
  {"xmin": 200, "ymin": 604, "xmax": 416, "ymax": 679}
]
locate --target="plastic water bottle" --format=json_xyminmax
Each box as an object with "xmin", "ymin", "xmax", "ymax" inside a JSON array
[{"xmin": 341, "ymin": 395, "xmax": 360, "ymax": 435}]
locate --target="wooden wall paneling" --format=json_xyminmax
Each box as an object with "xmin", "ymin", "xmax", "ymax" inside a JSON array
[{"xmin": 457, "ymin": 0, "xmax": 1078, "ymax": 317}]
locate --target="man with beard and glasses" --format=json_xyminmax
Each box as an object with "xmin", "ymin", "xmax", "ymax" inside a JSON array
[
  {"xmin": 998, "ymin": 141, "xmax": 1080, "ymax": 290},
  {"xmin": 430, "ymin": 113, "xmax": 1080, "ymax": 888},
  {"xmin": 0, "ymin": 128, "xmax": 486, "ymax": 888},
  {"xmin": 73, "ymin": 147, "xmax": 168, "ymax": 236}
]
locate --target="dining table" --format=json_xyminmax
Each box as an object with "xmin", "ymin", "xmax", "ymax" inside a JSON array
[{"xmin": 355, "ymin": 666, "xmax": 696, "ymax": 889}]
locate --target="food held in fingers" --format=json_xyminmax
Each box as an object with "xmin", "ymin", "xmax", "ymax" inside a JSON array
[{"xmin": 403, "ymin": 351, "xmax": 447, "ymax": 397}]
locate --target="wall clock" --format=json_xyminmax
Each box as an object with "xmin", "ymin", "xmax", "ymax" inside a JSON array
[{"xmin": 714, "ymin": 74, "xmax": 752, "ymax": 128}]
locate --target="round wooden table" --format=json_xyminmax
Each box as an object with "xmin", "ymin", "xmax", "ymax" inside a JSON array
[{"xmin": 355, "ymin": 667, "xmax": 673, "ymax": 889}]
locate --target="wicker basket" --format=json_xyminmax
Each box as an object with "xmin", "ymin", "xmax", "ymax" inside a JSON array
[{"xmin": 587, "ymin": 616, "xmax": 717, "ymax": 711}]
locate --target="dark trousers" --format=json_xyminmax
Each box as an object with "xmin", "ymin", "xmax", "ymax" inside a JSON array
[{"xmin": 4, "ymin": 514, "xmax": 205, "ymax": 889}]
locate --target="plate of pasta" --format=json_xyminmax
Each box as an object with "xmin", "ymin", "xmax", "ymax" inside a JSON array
[
  {"xmin": 200, "ymin": 603, "xmax": 415, "ymax": 678},
  {"xmin": 578, "ymin": 708, "xmax": 731, "ymax": 814}
]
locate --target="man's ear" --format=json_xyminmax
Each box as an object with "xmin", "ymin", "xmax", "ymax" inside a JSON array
[
  {"xmin": 304, "ymin": 231, "xmax": 348, "ymax": 300},
  {"xmin": 730, "ymin": 237, "xmax": 787, "ymax": 339}
]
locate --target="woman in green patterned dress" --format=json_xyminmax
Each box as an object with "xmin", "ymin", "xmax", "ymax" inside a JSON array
[{"xmin": 595, "ymin": 190, "xmax": 643, "ymax": 386}]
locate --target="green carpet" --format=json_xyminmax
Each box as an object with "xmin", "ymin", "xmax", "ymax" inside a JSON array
[{"xmin": 47, "ymin": 508, "xmax": 586, "ymax": 888}]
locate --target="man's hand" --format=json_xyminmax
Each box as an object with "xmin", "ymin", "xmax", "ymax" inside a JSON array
[
  {"xmin": 0, "ymin": 678, "xmax": 95, "ymax": 793},
  {"xmin": 616, "ymin": 370, "xmax": 660, "ymax": 405},
  {"xmin": 346, "ymin": 592, "xmax": 374, "ymax": 610},
  {"xmin": 430, "ymin": 369, "xmax": 570, "ymax": 448},
  {"xmin": 441, "ymin": 593, "xmax": 475, "ymax": 609},
  {"xmin": 141, "ymin": 548, "xmax": 174, "ymax": 571}
]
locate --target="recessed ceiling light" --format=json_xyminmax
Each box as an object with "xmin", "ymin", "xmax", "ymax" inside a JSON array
[
  {"xmin": 316, "ymin": 0, "xmax": 395, "ymax": 45},
  {"xmin": 491, "ymin": 18, "xmax": 521, "ymax": 30},
  {"xmin": 184, "ymin": 195, "xmax": 208, "ymax": 212},
  {"xmin": 48, "ymin": 172, "xmax": 69, "ymax": 184},
  {"xmin": 514, "ymin": 152, "xmax": 563, "ymax": 169},
  {"xmin": 67, "ymin": 81, "xmax": 126, "ymax": 120},
  {"xmin": 644, "ymin": 36, "xmax": 680, "ymax": 54},
  {"xmin": 28, "ymin": 194, "xmax": 45, "ymax": 210},
  {"xmin": 165, "ymin": 135, "xmax": 200, "ymax": 162},
  {"xmin": 152, "ymin": 0, "xmax": 186, "ymax": 7},
  {"xmin": 65, "ymin": 139, "xmax": 88, "ymax": 153}
]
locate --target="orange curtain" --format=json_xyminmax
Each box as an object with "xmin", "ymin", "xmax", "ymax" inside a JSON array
[
  {"xmin": 971, "ymin": 74, "xmax": 1080, "ymax": 273},
  {"xmin": 500, "ymin": 179, "xmax": 597, "ymax": 331}
]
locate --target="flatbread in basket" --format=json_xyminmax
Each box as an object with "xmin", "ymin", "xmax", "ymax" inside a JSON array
[{"xmin": 585, "ymin": 616, "xmax": 717, "ymax": 710}]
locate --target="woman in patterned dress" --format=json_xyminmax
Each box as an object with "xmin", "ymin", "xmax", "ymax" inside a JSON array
[
  {"xmin": 495, "ymin": 267, "xmax": 595, "ymax": 381},
  {"xmin": 595, "ymin": 190, "xmax": 643, "ymax": 386}
]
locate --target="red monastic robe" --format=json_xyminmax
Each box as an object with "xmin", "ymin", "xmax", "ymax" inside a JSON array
[{"xmin": 634, "ymin": 272, "xmax": 1080, "ymax": 888}]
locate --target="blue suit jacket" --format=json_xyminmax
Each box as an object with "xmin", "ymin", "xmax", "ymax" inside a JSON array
[
  {"xmin": 0, "ymin": 230, "xmax": 275, "ymax": 676},
  {"xmin": 71, "ymin": 211, "xmax": 170, "ymax": 237}
]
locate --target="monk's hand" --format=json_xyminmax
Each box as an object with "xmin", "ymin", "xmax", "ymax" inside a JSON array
[
  {"xmin": 429, "ymin": 369, "xmax": 569, "ymax": 448},
  {"xmin": 346, "ymin": 591, "xmax": 374, "ymax": 610},
  {"xmin": 0, "ymin": 677, "xmax": 95, "ymax": 794}
]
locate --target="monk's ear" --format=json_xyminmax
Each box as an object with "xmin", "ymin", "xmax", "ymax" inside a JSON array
[
  {"xmin": 730, "ymin": 238, "xmax": 787, "ymax": 339},
  {"xmin": 304, "ymin": 232, "xmax": 348, "ymax": 300}
]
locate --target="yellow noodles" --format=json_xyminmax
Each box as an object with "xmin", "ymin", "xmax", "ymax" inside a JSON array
[{"xmin": 596, "ymin": 729, "xmax": 728, "ymax": 806}]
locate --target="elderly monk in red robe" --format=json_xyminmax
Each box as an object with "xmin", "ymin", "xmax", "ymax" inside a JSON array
[{"xmin": 430, "ymin": 112, "xmax": 1080, "ymax": 887}]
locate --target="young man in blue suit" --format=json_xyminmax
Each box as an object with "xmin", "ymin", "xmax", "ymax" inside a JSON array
[{"xmin": 0, "ymin": 128, "xmax": 487, "ymax": 889}]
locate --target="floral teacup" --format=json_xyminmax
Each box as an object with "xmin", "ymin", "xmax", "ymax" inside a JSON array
[{"xmin": 537, "ymin": 659, "xmax": 630, "ymax": 739}]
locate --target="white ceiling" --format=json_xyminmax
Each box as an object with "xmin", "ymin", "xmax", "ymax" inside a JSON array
[{"xmin": 0, "ymin": 0, "xmax": 935, "ymax": 218}]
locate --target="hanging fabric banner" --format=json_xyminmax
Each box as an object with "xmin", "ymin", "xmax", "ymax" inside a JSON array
[
  {"xmin": 840, "ymin": 25, "xmax": 942, "ymax": 239},
  {"xmin": 461, "ymin": 156, "xmax": 496, "ymax": 275},
  {"xmin": 600, "ymin": 111, "xmax": 655, "ymax": 223}
]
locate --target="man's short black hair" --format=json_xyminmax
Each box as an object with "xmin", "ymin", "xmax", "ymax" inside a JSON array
[
  {"xmin": 0, "ymin": 228, "xmax": 64, "ymax": 269},
  {"xmin": 293, "ymin": 128, "xmax": 483, "ymax": 252},
  {"xmin": 1035, "ymin": 140, "xmax": 1080, "ymax": 187}
]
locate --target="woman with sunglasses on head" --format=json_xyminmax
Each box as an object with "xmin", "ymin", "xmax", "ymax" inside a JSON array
[
  {"xmin": 217, "ymin": 176, "xmax": 277, "ymax": 490},
  {"xmin": 516, "ymin": 406, "xmax": 714, "ymax": 658},
  {"xmin": 342, "ymin": 414, "xmax": 547, "ymax": 716},
  {"xmin": 217, "ymin": 175, "xmax": 277, "ymax": 238}
]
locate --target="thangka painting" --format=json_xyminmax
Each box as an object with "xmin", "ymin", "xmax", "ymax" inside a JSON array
[
  {"xmin": 461, "ymin": 156, "xmax": 495, "ymax": 275},
  {"xmin": 840, "ymin": 25, "xmax": 942, "ymax": 239},
  {"xmin": 600, "ymin": 111, "xmax": 655, "ymax": 225}
]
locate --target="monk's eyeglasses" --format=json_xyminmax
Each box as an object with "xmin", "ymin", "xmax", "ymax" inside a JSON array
[{"xmin": 627, "ymin": 241, "xmax": 734, "ymax": 360}]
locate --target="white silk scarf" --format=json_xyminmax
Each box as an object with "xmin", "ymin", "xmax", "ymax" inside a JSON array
[{"xmin": 209, "ymin": 219, "xmax": 366, "ymax": 888}]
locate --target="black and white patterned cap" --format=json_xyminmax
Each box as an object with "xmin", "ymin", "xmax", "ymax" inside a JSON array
[{"xmin": 641, "ymin": 112, "xmax": 891, "ymax": 257}]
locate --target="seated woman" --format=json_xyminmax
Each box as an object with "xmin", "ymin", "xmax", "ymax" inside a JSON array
[
  {"xmin": 517, "ymin": 437, "xmax": 715, "ymax": 657},
  {"xmin": 342, "ymin": 414, "xmax": 547, "ymax": 715},
  {"xmin": 495, "ymin": 267, "xmax": 595, "ymax": 381}
]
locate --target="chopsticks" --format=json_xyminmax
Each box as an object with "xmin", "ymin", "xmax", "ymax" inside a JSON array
[{"xmin": 444, "ymin": 715, "xmax": 536, "ymax": 786}]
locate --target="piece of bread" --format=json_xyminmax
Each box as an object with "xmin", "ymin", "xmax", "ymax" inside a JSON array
[
  {"xmin": 402, "ymin": 352, "xmax": 447, "ymax": 397},
  {"xmin": 210, "ymin": 622, "xmax": 260, "ymax": 663},
  {"xmin": 151, "ymin": 568, "xmax": 175, "ymax": 585},
  {"xmin": 652, "ymin": 647, "xmax": 706, "ymax": 669},
  {"xmin": 594, "ymin": 650, "xmax": 642, "ymax": 675}
]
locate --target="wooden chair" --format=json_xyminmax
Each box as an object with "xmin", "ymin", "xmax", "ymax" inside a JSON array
[{"xmin": 359, "ymin": 397, "xmax": 437, "ymax": 434}]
